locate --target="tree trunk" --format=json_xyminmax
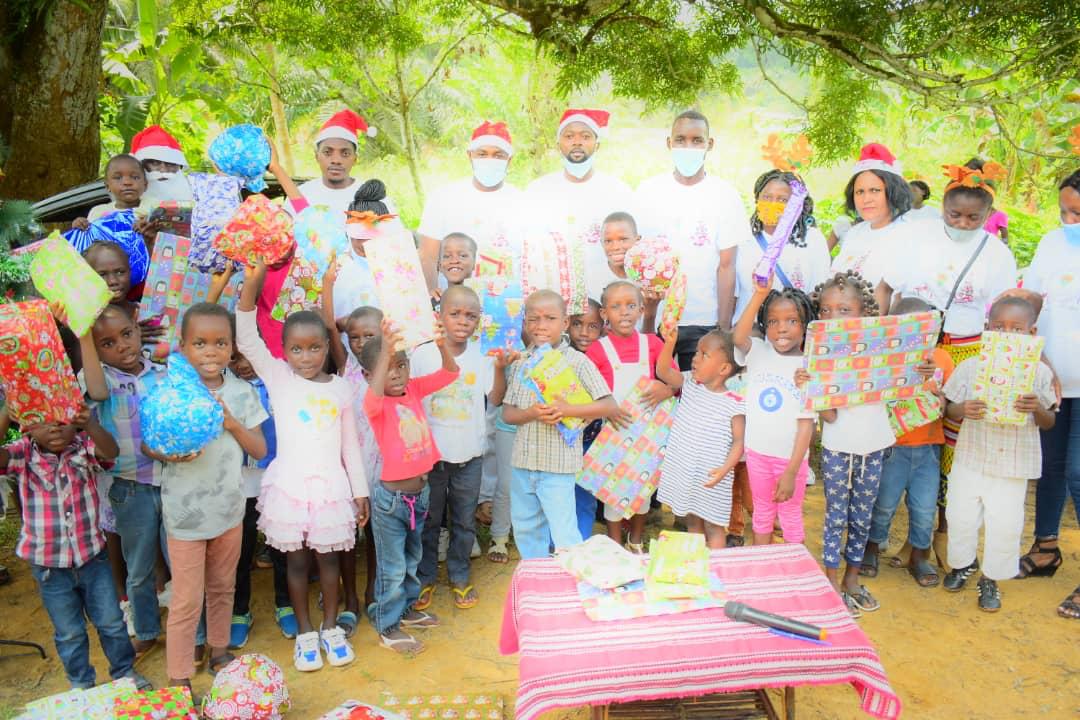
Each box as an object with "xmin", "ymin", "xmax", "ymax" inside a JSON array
[
  {"xmin": 525, "ymin": 47, "xmax": 561, "ymax": 178},
  {"xmin": 392, "ymin": 50, "xmax": 424, "ymax": 204},
  {"xmin": 0, "ymin": 0, "xmax": 109, "ymax": 200},
  {"xmin": 265, "ymin": 44, "xmax": 295, "ymax": 176}
]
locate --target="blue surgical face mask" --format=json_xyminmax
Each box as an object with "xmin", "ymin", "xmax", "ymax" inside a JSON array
[
  {"xmin": 472, "ymin": 158, "xmax": 508, "ymax": 189},
  {"xmin": 943, "ymin": 224, "xmax": 983, "ymax": 244},
  {"xmin": 1063, "ymin": 222, "xmax": 1080, "ymax": 246},
  {"xmin": 671, "ymin": 148, "xmax": 706, "ymax": 178},
  {"xmin": 562, "ymin": 154, "xmax": 594, "ymax": 180}
]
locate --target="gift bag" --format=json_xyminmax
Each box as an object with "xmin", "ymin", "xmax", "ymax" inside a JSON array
[
  {"xmin": 294, "ymin": 206, "xmax": 350, "ymax": 277},
  {"xmin": 521, "ymin": 231, "xmax": 587, "ymax": 315},
  {"xmin": 270, "ymin": 256, "xmax": 321, "ymax": 322},
  {"xmin": 624, "ymin": 236, "xmax": 679, "ymax": 294},
  {"xmin": 139, "ymin": 233, "xmax": 242, "ymax": 362},
  {"xmin": 577, "ymin": 377, "xmax": 676, "ymax": 519},
  {"xmin": 213, "ymin": 194, "xmax": 294, "ymax": 267},
  {"xmin": 148, "ymin": 200, "xmax": 194, "ymax": 237},
  {"xmin": 63, "ymin": 209, "xmax": 150, "ymax": 285},
  {"xmin": 29, "ymin": 231, "xmax": 112, "ymax": 337},
  {"xmin": 202, "ymin": 653, "xmax": 290, "ymax": 720},
  {"xmin": 659, "ymin": 270, "xmax": 687, "ymax": 337},
  {"xmin": 113, "ymin": 686, "xmax": 199, "ymax": 719},
  {"xmin": 519, "ymin": 343, "xmax": 594, "ymax": 445},
  {"xmin": 557, "ymin": 535, "xmax": 646, "ymax": 589},
  {"xmin": 973, "ymin": 330, "xmax": 1044, "ymax": 425},
  {"xmin": 0, "ymin": 300, "xmax": 82, "ymax": 425},
  {"xmin": 188, "ymin": 172, "xmax": 244, "ymax": 273},
  {"xmin": 317, "ymin": 702, "xmax": 405, "ymax": 720},
  {"xmin": 208, "ymin": 124, "xmax": 272, "ymax": 191},
  {"xmin": 140, "ymin": 353, "xmax": 224, "ymax": 456},
  {"xmin": 365, "ymin": 225, "xmax": 436, "ymax": 351}
]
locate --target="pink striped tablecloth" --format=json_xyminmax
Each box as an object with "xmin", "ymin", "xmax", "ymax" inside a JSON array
[{"xmin": 500, "ymin": 543, "xmax": 901, "ymax": 720}]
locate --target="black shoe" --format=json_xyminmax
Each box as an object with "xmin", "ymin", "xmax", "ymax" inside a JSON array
[
  {"xmin": 977, "ymin": 577, "xmax": 1001, "ymax": 612},
  {"xmin": 943, "ymin": 561, "xmax": 979, "ymax": 592}
]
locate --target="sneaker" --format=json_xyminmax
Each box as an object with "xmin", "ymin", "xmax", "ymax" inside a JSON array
[
  {"xmin": 438, "ymin": 527, "xmax": 449, "ymax": 563},
  {"xmin": 471, "ymin": 537, "xmax": 482, "ymax": 559},
  {"xmin": 293, "ymin": 630, "xmax": 323, "ymax": 671},
  {"xmin": 943, "ymin": 561, "xmax": 979, "ymax": 592},
  {"xmin": 319, "ymin": 625, "xmax": 356, "ymax": 667},
  {"xmin": 977, "ymin": 577, "xmax": 1001, "ymax": 612},
  {"xmin": 228, "ymin": 613, "xmax": 253, "ymax": 649},
  {"xmin": 120, "ymin": 599, "xmax": 136, "ymax": 637},
  {"xmin": 275, "ymin": 606, "xmax": 299, "ymax": 639},
  {"xmin": 157, "ymin": 581, "xmax": 172, "ymax": 609}
]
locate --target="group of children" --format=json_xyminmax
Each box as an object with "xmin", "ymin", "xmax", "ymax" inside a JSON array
[{"xmin": 1, "ymin": 127, "xmax": 1070, "ymax": 702}]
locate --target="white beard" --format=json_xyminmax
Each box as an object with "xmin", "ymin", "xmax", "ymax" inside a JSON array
[{"xmin": 145, "ymin": 171, "xmax": 193, "ymax": 202}]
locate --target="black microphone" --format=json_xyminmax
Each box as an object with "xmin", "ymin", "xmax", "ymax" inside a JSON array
[{"xmin": 723, "ymin": 601, "xmax": 827, "ymax": 641}]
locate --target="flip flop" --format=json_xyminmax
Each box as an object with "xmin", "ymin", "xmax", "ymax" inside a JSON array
[
  {"xmin": 401, "ymin": 610, "xmax": 440, "ymax": 628},
  {"xmin": 415, "ymin": 584, "xmax": 435, "ymax": 611},
  {"xmin": 379, "ymin": 632, "xmax": 425, "ymax": 656},
  {"xmin": 847, "ymin": 585, "xmax": 880, "ymax": 613},
  {"xmin": 908, "ymin": 559, "xmax": 940, "ymax": 588},
  {"xmin": 336, "ymin": 610, "xmax": 359, "ymax": 638},
  {"xmin": 859, "ymin": 552, "xmax": 879, "ymax": 578},
  {"xmin": 451, "ymin": 585, "xmax": 479, "ymax": 609},
  {"xmin": 207, "ymin": 652, "xmax": 236, "ymax": 677}
]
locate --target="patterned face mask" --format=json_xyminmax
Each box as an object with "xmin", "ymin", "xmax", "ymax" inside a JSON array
[{"xmin": 755, "ymin": 199, "xmax": 786, "ymax": 227}]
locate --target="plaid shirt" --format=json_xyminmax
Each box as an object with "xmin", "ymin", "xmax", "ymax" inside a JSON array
[
  {"xmin": 944, "ymin": 358, "xmax": 1056, "ymax": 479},
  {"xmin": 5, "ymin": 434, "xmax": 111, "ymax": 568},
  {"xmin": 505, "ymin": 340, "xmax": 613, "ymax": 474}
]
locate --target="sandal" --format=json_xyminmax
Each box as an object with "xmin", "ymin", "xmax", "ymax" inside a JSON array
[
  {"xmin": 401, "ymin": 609, "xmax": 440, "ymax": 628},
  {"xmin": 207, "ymin": 651, "xmax": 236, "ymax": 677},
  {"xmin": 451, "ymin": 585, "xmax": 479, "ymax": 609},
  {"xmin": 725, "ymin": 534, "xmax": 745, "ymax": 548},
  {"xmin": 1057, "ymin": 585, "xmax": 1080, "ymax": 620},
  {"xmin": 487, "ymin": 538, "xmax": 509, "ymax": 564},
  {"xmin": 415, "ymin": 584, "xmax": 435, "ymax": 611},
  {"xmin": 908, "ymin": 559, "xmax": 940, "ymax": 588},
  {"xmin": 859, "ymin": 552, "xmax": 879, "ymax": 578},
  {"xmin": 380, "ymin": 631, "xmax": 425, "ymax": 656},
  {"xmin": 626, "ymin": 540, "xmax": 645, "ymax": 555},
  {"xmin": 846, "ymin": 585, "xmax": 880, "ymax": 613},
  {"xmin": 336, "ymin": 610, "xmax": 359, "ymax": 639},
  {"xmin": 841, "ymin": 592, "xmax": 863, "ymax": 619},
  {"xmin": 1017, "ymin": 539, "xmax": 1062, "ymax": 578}
]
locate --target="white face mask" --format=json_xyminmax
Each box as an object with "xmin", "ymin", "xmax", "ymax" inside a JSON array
[
  {"xmin": 562, "ymin": 154, "xmax": 594, "ymax": 179},
  {"xmin": 471, "ymin": 158, "xmax": 509, "ymax": 189},
  {"xmin": 943, "ymin": 224, "xmax": 983, "ymax": 244},
  {"xmin": 671, "ymin": 148, "xmax": 706, "ymax": 178},
  {"xmin": 145, "ymin": 170, "xmax": 193, "ymax": 202}
]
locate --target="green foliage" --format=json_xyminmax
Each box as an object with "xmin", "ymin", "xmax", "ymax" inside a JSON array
[
  {"xmin": 0, "ymin": 200, "xmax": 36, "ymax": 302},
  {"xmin": 1003, "ymin": 206, "xmax": 1052, "ymax": 269}
]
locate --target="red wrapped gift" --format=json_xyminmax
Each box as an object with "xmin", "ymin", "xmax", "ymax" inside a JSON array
[
  {"xmin": 0, "ymin": 300, "xmax": 81, "ymax": 425},
  {"xmin": 212, "ymin": 194, "xmax": 294, "ymax": 266}
]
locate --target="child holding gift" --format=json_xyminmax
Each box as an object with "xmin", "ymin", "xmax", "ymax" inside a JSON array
[
  {"xmin": 568, "ymin": 298, "xmax": 605, "ymax": 539},
  {"xmin": 732, "ymin": 279, "xmax": 817, "ymax": 548},
  {"xmin": 361, "ymin": 318, "xmax": 458, "ymax": 655},
  {"xmin": 413, "ymin": 286, "xmax": 511, "ymax": 611},
  {"xmin": 942, "ymin": 295, "xmax": 1055, "ymax": 612},
  {"xmin": 586, "ymin": 212, "xmax": 660, "ymax": 332},
  {"xmin": 0, "ymin": 403, "xmax": 151, "ymax": 692},
  {"xmin": 236, "ymin": 264, "xmax": 369, "ymax": 671},
  {"xmin": 82, "ymin": 240, "xmax": 167, "ymax": 350},
  {"xmin": 585, "ymin": 280, "xmax": 674, "ymax": 551},
  {"xmin": 656, "ymin": 328, "xmax": 746, "ymax": 550},
  {"xmin": 503, "ymin": 290, "xmax": 618, "ymax": 559},
  {"xmin": 142, "ymin": 302, "xmax": 268, "ymax": 690}
]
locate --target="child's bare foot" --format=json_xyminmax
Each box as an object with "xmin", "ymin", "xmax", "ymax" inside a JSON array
[
  {"xmin": 379, "ymin": 629, "xmax": 425, "ymax": 655},
  {"xmin": 451, "ymin": 584, "xmax": 478, "ymax": 609}
]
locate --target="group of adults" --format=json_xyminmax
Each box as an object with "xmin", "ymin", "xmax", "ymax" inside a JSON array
[{"xmin": 288, "ymin": 107, "xmax": 1080, "ymax": 620}]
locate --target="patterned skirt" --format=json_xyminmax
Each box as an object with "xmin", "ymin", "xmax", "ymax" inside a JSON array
[{"xmin": 938, "ymin": 333, "xmax": 982, "ymax": 507}]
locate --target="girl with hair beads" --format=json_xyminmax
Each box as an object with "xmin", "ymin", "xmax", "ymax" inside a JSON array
[
  {"xmin": 235, "ymin": 262, "xmax": 371, "ymax": 672},
  {"xmin": 798, "ymin": 271, "xmax": 892, "ymax": 617},
  {"xmin": 733, "ymin": 282, "xmax": 817, "ymax": 546}
]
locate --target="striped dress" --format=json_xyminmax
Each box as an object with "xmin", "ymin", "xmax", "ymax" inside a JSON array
[{"xmin": 658, "ymin": 373, "xmax": 745, "ymax": 525}]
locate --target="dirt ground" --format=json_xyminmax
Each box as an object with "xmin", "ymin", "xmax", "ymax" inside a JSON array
[{"xmin": 1, "ymin": 482, "xmax": 1077, "ymax": 720}]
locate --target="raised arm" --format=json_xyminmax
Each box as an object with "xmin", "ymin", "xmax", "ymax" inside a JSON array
[
  {"xmin": 235, "ymin": 262, "xmax": 282, "ymax": 381},
  {"xmin": 75, "ymin": 406, "xmax": 119, "ymax": 460},
  {"xmin": 320, "ymin": 258, "xmax": 349, "ymax": 374},
  {"xmin": 266, "ymin": 136, "xmax": 303, "ymax": 202},
  {"xmin": 733, "ymin": 276, "xmax": 771, "ymax": 355},
  {"xmin": 206, "ymin": 263, "xmax": 235, "ymax": 305},
  {"xmin": 367, "ymin": 320, "xmax": 402, "ymax": 398},
  {"xmin": 655, "ymin": 329, "xmax": 684, "ymax": 391}
]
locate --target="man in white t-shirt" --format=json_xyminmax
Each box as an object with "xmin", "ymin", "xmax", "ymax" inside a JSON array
[
  {"xmin": 298, "ymin": 109, "xmax": 384, "ymax": 215},
  {"xmin": 417, "ymin": 121, "xmax": 523, "ymax": 290},
  {"xmin": 636, "ymin": 110, "xmax": 751, "ymax": 368},
  {"xmin": 524, "ymin": 108, "xmax": 634, "ymax": 271}
]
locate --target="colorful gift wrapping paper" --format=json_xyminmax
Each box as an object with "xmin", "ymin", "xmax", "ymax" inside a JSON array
[
  {"xmin": 521, "ymin": 231, "xmax": 587, "ymax": 315},
  {"xmin": 17, "ymin": 678, "xmax": 137, "ymax": 720},
  {"xmin": 294, "ymin": 206, "xmax": 350, "ymax": 277},
  {"xmin": 317, "ymin": 702, "xmax": 406, "ymax": 720},
  {"xmin": 149, "ymin": 200, "xmax": 194, "ymax": 237},
  {"xmin": 645, "ymin": 531, "xmax": 711, "ymax": 602},
  {"xmin": 659, "ymin": 270, "xmax": 688, "ymax": 337},
  {"xmin": 29, "ymin": 231, "xmax": 112, "ymax": 337},
  {"xmin": 467, "ymin": 276, "xmax": 524, "ymax": 357},
  {"xmin": 623, "ymin": 236, "xmax": 680, "ymax": 294},
  {"xmin": 139, "ymin": 352, "xmax": 224, "ymax": 456},
  {"xmin": 113, "ymin": 686, "xmax": 199, "ymax": 719},
  {"xmin": 0, "ymin": 300, "xmax": 82, "ymax": 425},
  {"xmin": 188, "ymin": 172, "xmax": 244, "ymax": 273},
  {"xmin": 887, "ymin": 391, "xmax": 943, "ymax": 437},
  {"xmin": 576, "ymin": 572, "xmax": 726, "ymax": 622},
  {"xmin": 973, "ymin": 330, "xmax": 1045, "ymax": 425},
  {"xmin": 557, "ymin": 535, "xmax": 646, "ymax": 589},
  {"xmin": 208, "ymin": 124, "xmax": 271, "ymax": 191},
  {"xmin": 519, "ymin": 344, "xmax": 595, "ymax": 445},
  {"xmin": 270, "ymin": 255, "xmax": 321, "ymax": 323},
  {"xmin": 802, "ymin": 311, "xmax": 941, "ymax": 412},
  {"xmin": 202, "ymin": 653, "xmax": 290, "ymax": 720},
  {"xmin": 139, "ymin": 233, "xmax": 241, "ymax": 362},
  {"xmin": 577, "ymin": 376, "xmax": 676, "ymax": 519},
  {"xmin": 213, "ymin": 194, "xmax": 294, "ymax": 267},
  {"xmin": 381, "ymin": 694, "xmax": 504, "ymax": 720},
  {"xmin": 752, "ymin": 180, "xmax": 808, "ymax": 285},
  {"xmin": 63, "ymin": 209, "xmax": 150, "ymax": 285},
  {"xmin": 365, "ymin": 225, "xmax": 436, "ymax": 351}
]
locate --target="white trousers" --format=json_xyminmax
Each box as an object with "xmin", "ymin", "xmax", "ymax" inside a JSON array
[{"xmin": 945, "ymin": 462, "xmax": 1027, "ymax": 581}]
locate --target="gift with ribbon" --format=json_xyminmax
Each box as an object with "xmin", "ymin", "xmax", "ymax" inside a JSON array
[
  {"xmin": 29, "ymin": 231, "xmax": 112, "ymax": 337},
  {"xmin": 140, "ymin": 353, "xmax": 224, "ymax": 456},
  {"xmin": 364, "ymin": 224, "xmax": 436, "ymax": 351},
  {"xmin": 63, "ymin": 209, "xmax": 150, "ymax": 285},
  {"xmin": 188, "ymin": 172, "xmax": 244, "ymax": 273},
  {"xmin": 624, "ymin": 236, "xmax": 679, "ymax": 294},
  {"xmin": 208, "ymin": 124, "xmax": 272, "ymax": 192},
  {"xmin": 0, "ymin": 300, "xmax": 82, "ymax": 425},
  {"xmin": 294, "ymin": 206, "xmax": 350, "ymax": 276},
  {"xmin": 212, "ymin": 194, "xmax": 294, "ymax": 267}
]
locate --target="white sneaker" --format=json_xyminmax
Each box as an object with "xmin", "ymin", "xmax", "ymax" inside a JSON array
[
  {"xmin": 294, "ymin": 630, "xmax": 323, "ymax": 671},
  {"xmin": 319, "ymin": 625, "xmax": 355, "ymax": 667},
  {"xmin": 157, "ymin": 581, "xmax": 172, "ymax": 609},
  {"xmin": 470, "ymin": 537, "xmax": 482, "ymax": 559},
  {"xmin": 438, "ymin": 527, "xmax": 449, "ymax": 563},
  {"xmin": 120, "ymin": 599, "xmax": 135, "ymax": 637}
]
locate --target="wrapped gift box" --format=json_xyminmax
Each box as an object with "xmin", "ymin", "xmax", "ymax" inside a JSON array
[
  {"xmin": 29, "ymin": 231, "xmax": 112, "ymax": 337},
  {"xmin": 0, "ymin": 299, "xmax": 82, "ymax": 425}
]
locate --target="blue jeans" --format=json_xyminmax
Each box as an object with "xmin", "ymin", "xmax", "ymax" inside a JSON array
[
  {"xmin": 1035, "ymin": 397, "xmax": 1080, "ymax": 538},
  {"xmin": 108, "ymin": 479, "xmax": 166, "ymax": 641},
  {"xmin": 511, "ymin": 468, "xmax": 582, "ymax": 559},
  {"xmin": 419, "ymin": 457, "xmax": 482, "ymax": 587},
  {"xmin": 869, "ymin": 445, "xmax": 941, "ymax": 550},
  {"xmin": 31, "ymin": 551, "xmax": 135, "ymax": 688},
  {"xmin": 368, "ymin": 482, "xmax": 429, "ymax": 634},
  {"xmin": 574, "ymin": 485, "xmax": 597, "ymax": 542},
  {"xmin": 821, "ymin": 449, "xmax": 885, "ymax": 569}
]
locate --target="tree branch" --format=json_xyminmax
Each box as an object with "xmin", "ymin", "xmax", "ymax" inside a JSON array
[
  {"xmin": 990, "ymin": 105, "xmax": 1074, "ymax": 161},
  {"xmin": 753, "ymin": 39, "xmax": 807, "ymax": 112}
]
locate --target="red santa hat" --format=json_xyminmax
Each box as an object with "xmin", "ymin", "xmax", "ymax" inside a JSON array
[
  {"xmin": 557, "ymin": 108, "xmax": 610, "ymax": 138},
  {"xmin": 852, "ymin": 142, "xmax": 903, "ymax": 177},
  {"xmin": 468, "ymin": 121, "xmax": 513, "ymax": 156},
  {"xmin": 130, "ymin": 125, "xmax": 188, "ymax": 168},
  {"xmin": 315, "ymin": 109, "xmax": 377, "ymax": 147}
]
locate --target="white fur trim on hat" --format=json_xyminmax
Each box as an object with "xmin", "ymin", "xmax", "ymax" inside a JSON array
[
  {"xmin": 852, "ymin": 158, "xmax": 904, "ymax": 177},
  {"xmin": 133, "ymin": 145, "xmax": 188, "ymax": 168},
  {"xmin": 467, "ymin": 134, "xmax": 513, "ymax": 156},
  {"xmin": 558, "ymin": 114, "xmax": 601, "ymax": 137}
]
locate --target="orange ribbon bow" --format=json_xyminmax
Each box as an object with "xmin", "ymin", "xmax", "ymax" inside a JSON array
[{"xmin": 942, "ymin": 162, "xmax": 1006, "ymax": 198}]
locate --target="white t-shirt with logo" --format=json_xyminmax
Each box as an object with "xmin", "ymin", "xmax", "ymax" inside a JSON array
[
  {"xmin": 882, "ymin": 219, "xmax": 1017, "ymax": 337},
  {"xmin": 734, "ymin": 337, "xmax": 815, "ymax": 458},
  {"xmin": 831, "ymin": 215, "xmax": 927, "ymax": 287},
  {"xmin": 635, "ymin": 173, "xmax": 752, "ymax": 327},
  {"xmin": 1023, "ymin": 228, "xmax": 1080, "ymax": 397},
  {"xmin": 417, "ymin": 178, "xmax": 524, "ymax": 260},
  {"xmin": 733, "ymin": 226, "xmax": 832, "ymax": 324},
  {"xmin": 410, "ymin": 341, "xmax": 494, "ymax": 463}
]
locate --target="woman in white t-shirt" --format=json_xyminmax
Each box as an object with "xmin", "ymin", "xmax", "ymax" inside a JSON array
[
  {"xmin": 733, "ymin": 169, "xmax": 832, "ymax": 324},
  {"xmin": 1023, "ymin": 168, "xmax": 1080, "ymax": 620}
]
